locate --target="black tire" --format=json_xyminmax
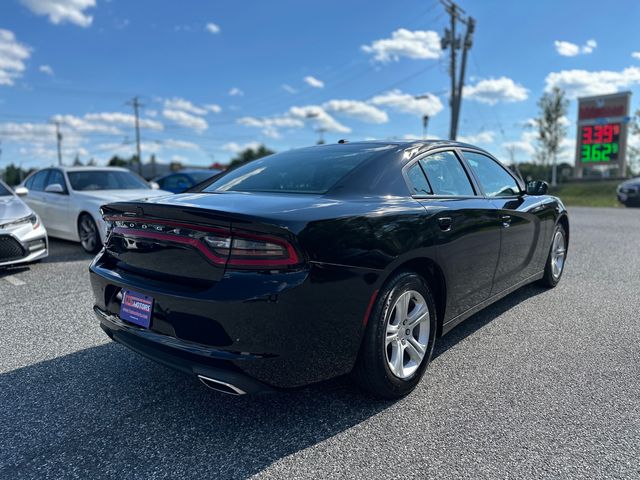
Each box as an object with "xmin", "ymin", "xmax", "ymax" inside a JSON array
[
  {"xmin": 78, "ymin": 213, "xmax": 101, "ymax": 254},
  {"xmin": 538, "ymin": 223, "xmax": 568, "ymax": 288},
  {"xmin": 353, "ymin": 271, "xmax": 437, "ymax": 399}
]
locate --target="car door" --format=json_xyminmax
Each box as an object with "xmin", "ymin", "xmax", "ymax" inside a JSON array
[
  {"xmin": 42, "ymin": 169, "xmax": 72, "ymax": 237},
  {"xmin": 408, "ymin": 149, "xmax": 502, "ymax": 322},
  {"xmin": 22, "ymin": 170, "xmax": 50, "ymax": 221},
  {"xmin": 461, "ymin": 150, "xmax": 543, "ymax": 294}
]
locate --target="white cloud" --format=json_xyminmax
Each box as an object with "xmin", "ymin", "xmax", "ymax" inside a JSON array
[
  {"xmin": 282, "ymin": 84, "xmax": 297, "ymax": 94},
  {"xmin": 289, "ymin": 105, "xmax": 350, "ymax": 133},
  {"xmin": 237, "ymin": 114, "xmax": 304, "ymax": 138},
  {"xmin": 20, "ymin": 0, "xmax": 96, "ymax": 27},
  {"xmin": 463, "ymin": 77, "xmax": 528, "ymax": 104},
  {"xmin": 163, "ymin": 139, "xmax": 200, "ymax": 150},
  {"xmin": 0, "ymin": 29, "xmax": 31, "ymax": 86},
  {"xmin": 633, "ymin": 51, "xmax": 640, "ymax": 60},
  {"xmin": 205, "ymin": 104, "xmax": 222, "ymax": 113},
  {"xmin": 52, "ymin": 114, "xmax": 122, "ymax": 134},
  {"xmin": 370, "ymin": 90, "xmax": 443, "ymax": 116},
  {"xmin": 362, "ymin": 29, "xmax": 441, "ymax": 62},
  {"xmin": 229, "ymin": 87, "xmax": 244, "ymax": 96},
  {"xmin": 164, "ymin": 97, "xmax": 207, "ymax": 115},
  {"xmin": 84, "ymin": 112, "xmax": 164, "ymax": 131},
  {"xmin": 205, "ymin": 22, "xmax": 220, "ymax": 34},
  {"xmin": 39, "ymin": 64, "xmax": 54, "ymax": 76},
  {"xmin": 554, "ymin": 39, "xmax": 597, "ymax": 57},
  {"xmin": 458, "ymin": 131, "xmax": 496, "ymax": 145},
  {"xmin": 162, "ymin": 109, "xmax": 208, "ymax": 132},
  {"xmin": 323, "ymin": 99, "xmax": 388, "ymax": 123},
  {"xmin": 545, "ymin": 67, "xmax": 640, "ymax": 98},
  {"xmin": 223, "ymin": 141, "xmax": 262, "ymax": 153},
  {"xmin": 304, "ymin": 75, "xmax": 324, "ymax": 88}
]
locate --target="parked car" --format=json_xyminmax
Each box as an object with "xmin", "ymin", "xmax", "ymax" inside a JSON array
[
  {"xmin": 154, "ymin": 168, "xmax": 222, "ymax": 194},
  {"xmin": 18, "ymin": 167, "xmax": 170, "ymax": 253},
  {"xmin": 0, "ymin": 179, "xmax": 48, "ymax": 267},
  {"xmin": 617, "ymin": 177, "xmax": 640, "ymax": 207},
  {"xmin": 90, "ymin": 141, "xmax": 569, "ymax": 398}
]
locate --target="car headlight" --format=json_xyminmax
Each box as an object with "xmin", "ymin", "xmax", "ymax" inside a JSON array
[{"xmin": 0, "ymin": 213, "xmax": 39, "ymax": 230}]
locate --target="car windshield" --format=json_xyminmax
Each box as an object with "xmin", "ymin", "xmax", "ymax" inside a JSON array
[
  {"xmin": 203, "ymin": 145, "xmax": 381, "ymax": 194},
  {"xmin": 0, "ymin": 182, "xmax": 12, "ymax": 196},
  {"xmin": 67, "ymin": 170, "xmax": 149, "ymax": 191}
]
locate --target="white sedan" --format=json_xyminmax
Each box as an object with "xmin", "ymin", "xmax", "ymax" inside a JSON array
[{"xmin": 17, "ymin": 166, "xmax": 170, "ymax": 253}]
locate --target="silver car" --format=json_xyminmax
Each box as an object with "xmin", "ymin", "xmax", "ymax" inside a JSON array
[{"xmin": 0, "ymin": 179, "xmax": 48, "ymax": 267}]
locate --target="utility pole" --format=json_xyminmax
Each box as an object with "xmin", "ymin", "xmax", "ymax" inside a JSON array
[
  {"xmin": 316, "ymin": 127, "xmax": 327, "ymax": 145},
  {"xmin": 127, "ymin": 96, "xmax": 143, "ymax": 176},
  {"xmin": 422, "ymin": 115, "xmax": 430, "ymax": 139},
  {"xmin": 55, "ymin": 121, "xmax": 63, "ymax": 166},
  {"xmin": 440, "ymin": 0, "xmax": 475, "ymax": 141}
]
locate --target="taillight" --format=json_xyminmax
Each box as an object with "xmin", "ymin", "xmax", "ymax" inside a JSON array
[
  {"xmin": 105, "ymin": 216, "xmax": 300, "ymax": 268},
  {"xmin": 204, "ymin": 231, "xmax": 299, "ymax": 267}
]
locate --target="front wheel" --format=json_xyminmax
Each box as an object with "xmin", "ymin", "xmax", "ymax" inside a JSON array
[
  {"xmin": 353, "ymin": 272, "xmax": 437, "ymax": 399},
  {"xmin": 539, "ymin": 223, "xmax": 567, "ymax": 288},
  {"xmin": 78, "ymin": 213, "xmax": 101, "ymax": 254}
]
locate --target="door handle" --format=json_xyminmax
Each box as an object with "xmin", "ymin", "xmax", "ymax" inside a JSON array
[
  {"xmin": 501, "ymin": 215, "xmax": 512, "ymax": 228},
  {"xmin": 438, "ymin": 216, "xmax": 453, "ymax": 232}
]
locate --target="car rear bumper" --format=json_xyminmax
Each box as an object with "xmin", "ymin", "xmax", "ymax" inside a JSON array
[{"xmin": 89, "ymin": 258, "xmax": 380, "ymax": 389}]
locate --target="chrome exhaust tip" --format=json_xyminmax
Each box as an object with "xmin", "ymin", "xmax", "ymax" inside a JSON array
[{"xmin": 197, "ymin": 375, "xmax": 246, "ymax": 395}]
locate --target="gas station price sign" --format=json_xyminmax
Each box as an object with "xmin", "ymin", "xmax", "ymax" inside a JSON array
[
  {"xmin": 579, "ymin": 123, "xmax": 621, "ymax": 163},
  {"xmin": 574, "ymin": 91, "xmax": 631, "ymax": 174}
]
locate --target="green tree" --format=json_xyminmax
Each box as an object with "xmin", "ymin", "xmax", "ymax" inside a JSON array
[
  {"xmin": 228, "ymin": 145, "xmax": 275, "ymax": 169},
  {"xmin": 72, "ymin": 155, "xmax": 83, "ymax": 166},
  {"xmin": 2, "ymin": 163, "xmax": 29, "ymax": 186},
  {"xmin": 108, "ymin": 155, "xmax": 129, "ymax": 167},
  {"xmin": 535, "ymin": 87, "xmax": 569, "ymax": 186}
]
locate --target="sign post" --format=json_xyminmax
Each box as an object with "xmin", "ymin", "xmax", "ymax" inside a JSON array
[{"xmin": 574, "ymin": 91, "xmax": 631, "ymax": 178}]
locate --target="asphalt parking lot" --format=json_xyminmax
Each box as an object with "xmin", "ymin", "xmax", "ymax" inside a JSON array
[{"xmin": 1, "ymin": 206, "xmax": 639, "ymax": 479}]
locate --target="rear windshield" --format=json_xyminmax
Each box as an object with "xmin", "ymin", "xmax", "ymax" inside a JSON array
[
  {"xmin": 68, "ymin": 170, "xmax": 149, "ymax": 191},
  {"xmin": 203, "ymin": 145, "xmax": 386, "ymax": 194},
  {"xmin": 0, "ymin": 182, "xmax": 12, "ymax": 196}
]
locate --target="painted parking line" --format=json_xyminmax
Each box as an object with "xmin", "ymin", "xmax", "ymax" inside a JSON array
[{"xmin": 3, "ymin": 275, "xmax": 26, "ymax": 286}]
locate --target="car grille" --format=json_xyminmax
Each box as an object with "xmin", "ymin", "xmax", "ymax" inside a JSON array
[{"xmin": 0, "ymin": 235, "xmax": 26, "ymax": 262}]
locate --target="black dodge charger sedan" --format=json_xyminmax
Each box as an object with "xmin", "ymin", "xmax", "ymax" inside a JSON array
[{"xmin": 90, "ymin": 141, "xmax": 569, "ymax": 398}]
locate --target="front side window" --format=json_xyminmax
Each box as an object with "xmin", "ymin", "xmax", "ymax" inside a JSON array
[
  {"xmin": 463, "ymin": 151, "xmax": 519, "ymax": 197},
  {"xmin": 46, "ymin": 170, "xmax": 67, "ymax": 192},
  {"xmin": 419, "ymin": 151, "xmax": 475, "ymax": 196},
  {"xmin": 67, "ymin": 170, "xmax": 149, "ymax": 191},
  {"xmin": 30, "ymin": 170, "xmax": 50, "ymax": 191}
]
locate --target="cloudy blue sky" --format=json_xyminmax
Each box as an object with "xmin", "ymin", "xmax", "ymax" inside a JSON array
[{"xmin": 1, "ymin": 0, "xmax": 640, "ymax": 168}]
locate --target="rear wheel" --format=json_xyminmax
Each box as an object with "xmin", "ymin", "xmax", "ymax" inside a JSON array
[
  {"xmin": 539, "ymin": 223, "xmax": 567, "ymax": 288},
  {"xmin": 353, "ymin": 271, "xmax": 437, "ymax": 399},
  {"xmin": 78, "ymin": 213, "xmax": 101, "ymax": 254}
]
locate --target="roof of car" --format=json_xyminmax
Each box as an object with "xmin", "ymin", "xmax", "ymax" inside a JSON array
[{"xmin": 57, "ymin": 166, "xmax": 130, "ymax": 172}]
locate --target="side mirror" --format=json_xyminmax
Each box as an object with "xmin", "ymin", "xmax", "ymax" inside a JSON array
[
  {"xmin": 14, "ymin": 186, "xmax": 28, "ymax": 197},
  {"xmin": 44, "ymin": 183, "xmax": 65, "ymax": 194},
  {"xmin": 149, "ymin": 181, "xmax": 160, "ymax": 190},
  {"xmin": 525, "ymin": 180, "xmax": 548, "ymax": 196}
]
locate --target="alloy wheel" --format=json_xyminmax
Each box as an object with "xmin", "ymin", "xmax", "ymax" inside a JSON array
[
  {"xmin": 385, "ymin": 290, "xmax": 430, "ymax": 379},
  {"xmin": 551, "ymin": 229, "xmax": 566, "ymax": 279},
  {"xmin": 79, "ymin": 216, "xmax": 97, "ymax": 252}
]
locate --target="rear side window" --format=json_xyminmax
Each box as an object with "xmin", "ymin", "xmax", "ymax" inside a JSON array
[
  {"xmin": 463, "ymin": 151, "xmax": 519, "ymax": 197},
  {"xmin": 419, "ymin": 151, "xmax": 474, "ymax": 196},
  {"xmin": 204, "ymin": 144, "xmax": 384, "ymax": 194},
  {"xmin": 30, "ymin": 170, "xmax": 49, "ymax": 191},
  {"xmin": 406, "ymin": 163, "xmax": 432, "ymax": 195}
]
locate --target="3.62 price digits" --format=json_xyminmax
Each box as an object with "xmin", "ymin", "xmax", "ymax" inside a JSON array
[{"xmin": 581, "ymin": 142, "xmax": 619, "ymax": 162}]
